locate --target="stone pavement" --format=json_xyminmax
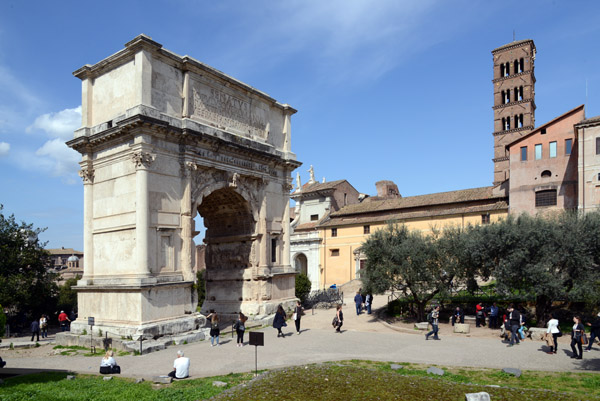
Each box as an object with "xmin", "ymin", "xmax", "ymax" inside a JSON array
[{"xmin": 2, "ymin": 294, "xmax": 599, "ymax": 379}]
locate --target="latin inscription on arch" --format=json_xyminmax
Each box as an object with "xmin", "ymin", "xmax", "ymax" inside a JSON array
[{"xmin": 192, "ymin": 84, "xmax": 268, "ymax": 139}]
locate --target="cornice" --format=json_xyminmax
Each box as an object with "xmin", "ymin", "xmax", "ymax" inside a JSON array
[
  {"xmin": 492, "ymin": 71, "xmax": 536, "ymax": 84},
  {"xmin": 492, "ymin": 125, "xmax": 534, "ymax": 137},
  {"xmin": 492, "ymin": 156, "xmax": 509, "ymax": 163},
  {"xmin": 492, "ymin": 98, "xmax": 535, "ymax": 111}
]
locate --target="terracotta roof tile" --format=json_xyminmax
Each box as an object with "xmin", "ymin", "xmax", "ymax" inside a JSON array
[
  {"xmin": 292, "ymin": 179, "xmax": 347, "ymax": 195},
  {"xmin": 330, "ymin": 186, "xmax": 500, "ymax": 217},
  {"xmin": 47, "ymin": 248, "xmax": 83, "ymax": 255}
]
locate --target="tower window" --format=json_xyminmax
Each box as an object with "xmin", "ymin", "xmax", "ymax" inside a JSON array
[
  {"xmin": 519, "ymin": 58, "xmax": 524, "ymax": 73},
  {"xmin": 520, "ymin": 146, "xmax": 527, "ymax": 161},
  {"xmin": 500, "ymin": 64, "xmax": 505, "ymax": 77},
  {"xmin": 504, "ymin": 116, "xmax": 511, "ymax": 130},
  {"xmin": 535, "ymin": 144, "xmax": 542, "ymax": 160},
  {"xmin": 549, "ymin": 141, "xmax": 557, "ymax": 158},
  {"xmin": 517, "ymin": 114, "xmax": 524, "ymax": 128},
  {"xmin": 506, "ymin": 89, "xmax": 511, "ymax": 103},
  {"xmin": 501, "ymin": 90, "xmax": 506, "ymax": 104},
  {"xmin": 513, "ymin": 59, "xmax": 519, "ymax": 75},
  {"xmin": 535, "ymin": 189, "xmax": 557, "ymax": 207},
  {"xmin": 518, "ymin": 86, "xmax": 524, "ymax": 101},
  {"xmin": 504, "ymin": 62, "xmax": 510, "ymax": 77},
  {"xmin": 565, "ymin": 139, "xmax": 572, "ymax": 155}
]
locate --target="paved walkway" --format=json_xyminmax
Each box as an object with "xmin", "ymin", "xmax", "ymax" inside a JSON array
[{"xmin": 2, "ymin": 295, "xmax": 599, "ymax": 379}]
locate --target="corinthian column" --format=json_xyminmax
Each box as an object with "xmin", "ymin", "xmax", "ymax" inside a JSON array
[
  {"xmin": 180, "ymin": 162, "xmax": 197, "ymax": 282},
  {"xmin": 78, "ymin": 161, "xmax": 94, "ymax": 285},
  {"xmin": 132, "ymin": 151, "xmax": 154, "ymax": 277}
]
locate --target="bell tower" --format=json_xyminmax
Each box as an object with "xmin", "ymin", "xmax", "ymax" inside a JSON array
[{"xmin": 491, "ymin": 39, "xmax": 536, "ymax": 186}]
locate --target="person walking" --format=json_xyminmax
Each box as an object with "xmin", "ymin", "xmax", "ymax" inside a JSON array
[
  {"xmin": 206, "ymin": 311, "xmax": 220, "ymax": 346},
  {"xmin": 584, "ymin": 312, "xmax": 600, "ymax": 352},
  {"xmin": 333, "ymin": 304, "xmax": 344, "ymax": 333},
  {"xmin": 425, "ymin": 306, "xmax": 441, "ymax": 341},
  {"xmin": 233, "ymin": 312, "xmax": 247, "ymax": 347},
  {"xmin": 273, "ymin": 304, "xmax": 287, "ymax": 338},
  {"xmin": 507, "ymin": 305, "xmax": 521, "ymax": 347},
  {"xmin": 570, "ymin": 316, "xmax": 585, "ymax": 359},
  {"xmin": 365, "ymin": 293, "xmax": 373, "ymax": 315},
  {"xmin": 293, "ymin": 300, "xmax": 304, "ymax": 335},
  {"xmin": 546, "ymin": 313, "xmax": 560, "ymax": 354},
  {"xmin": 30, "ymin": 318, "xmax": 40, "ymax": 342},
  {"xmin": 58, "ymin": 310, "xmax": 70, "ymax": 332},
  {"xmin": 39, "ymin": 315, "xmax": 48, "ymax": 339},
  {"xmin": 354, "ymin": 291, "xmax": 362, "ymax": 316},
  {"xmin": 488, "ymin": 303, "xmax": 499, "ymax": 329}
]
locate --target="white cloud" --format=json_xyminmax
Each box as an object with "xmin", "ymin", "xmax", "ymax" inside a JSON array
[
  {"xmin": 0, "ymin": 141, "xmax": 9, "ymax": 157},
  {"xmin": 26, "ymin": 106, "xmax": 81, "ymax": 140},
  {"xmin": 34, "ymin": 138, "xmax": 80, "ymax": 178}
]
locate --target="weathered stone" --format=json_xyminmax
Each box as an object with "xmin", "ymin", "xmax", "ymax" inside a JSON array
[
  {"xmin": 528, "ymin": 327, "xmax": 546, "ymax": 341},
  {"xmin": 103, "ymin": 376, "xmax": 113, "ymax": 381},
  {"xmin": 465, "ymin": 392, "xmax": 491, "ymax": 401},
  {"xmin": 66, "ymin": 375, "xmax": 75, "ymax": 380},
  {"xmin": 502, "ymin": 368, "xmax": 522, "ymax": 378},
  {"xmin": 135, "ymin": 378, "xmax": 145, "ymax": 384},
  {"xmin": 415, "ymin": 322, "xmax": 429, "ymax": 330},
  {"xmin": 390, "ymin": 364, "xmax": 404, "ymax": 370},
  {"xmin": 212, "ymin": 380, "xmax": 228, "ymax": 387},
  {"xmin": 427, "ymin": 367, "xmax": 445, "ymax": 376},
  {"xmin": 67, "ymin": 34, "xmax": 301, "ymax": 338},
  {"xmin": 454, "ymin": 323, "xmax": 470, "ymax": 334},
  {"xmin": 153, "ymin": 376, "xmax": 173, "ymax": 384}
]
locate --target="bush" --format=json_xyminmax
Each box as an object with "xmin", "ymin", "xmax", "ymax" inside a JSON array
[
  {"xmin": 295, "ymin": 274, "xmax": 311, "ymax": 302},
  {"xmin": 196, "ymin": 270, "xmax": 206, "ymax": 308},
  {"xmin": 0, "ymin": 304, "xmax": 6, "ymax": 337}
]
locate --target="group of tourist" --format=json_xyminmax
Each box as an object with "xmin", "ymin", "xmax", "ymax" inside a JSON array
[
  {"xmin": 545, "ymin": 312, "xmax": 600, "ymax": 360},
  {"xmin": 29, "ymin": 312, "xmax": 67, "ymax": 341},
  {"xmin": 353, "ymin": 290, "xmax": 373, "ymax": 316}
]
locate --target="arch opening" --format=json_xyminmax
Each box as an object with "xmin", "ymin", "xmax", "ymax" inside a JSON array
[{"xmin": 294, "ymin": 253, "xmax": 308, "ymax": 277}]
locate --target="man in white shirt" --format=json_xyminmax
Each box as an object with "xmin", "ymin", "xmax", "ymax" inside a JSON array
[{"xmin": 168, "ymin": 350, "xmax": 190, "ymax": 379}]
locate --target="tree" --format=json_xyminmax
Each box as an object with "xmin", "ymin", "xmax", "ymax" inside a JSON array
[
  {"xmin": 361, "ymin": 224, "xmax": 458, "ymax": 321},
  {"xmin": 462, "ymin": 211, "xmax": 600, "ymax": 326},
  {"xmin": 295, "ymin": 273, "xmax": 312, "ymax": 303},
  {"xmin": 0, "ymin": 205, "xmax": 58, "ymax": 321},
  {"xmin": 57, "ymin": 276, "xmax": 80, "ymax": 312}
]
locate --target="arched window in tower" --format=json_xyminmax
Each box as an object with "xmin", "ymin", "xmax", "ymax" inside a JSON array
[
  {"xmin": 500, "ymin": 64, "xmax": 505, "ymax": 77},
  {"xmin": 516, "ymin": 114, "xmax": 523, "ymax": 128},
  {"xmin": 514, "ymin": 59, "xmax": 519, "ymax": 74},
  {"xmin": 502, "ymin": 117, "xmax": 506, "ymax": 130},
  {"xmin": 504, "ymin": 62, "xmax": 510, "ymax": 77},
  {"xmin": 519, "ymin": 58, "xmax": 524, "ymax": 73},
  {"xmin": 514, "ymin": 87, "xmax": 519, "ymax": 102},
  {"xmin": 518, "ymin": 86, "xmax": 524, "ymax": 101},
  {"xmin": 504, "ymin": 116, "xmax": 511, "ymax": 130},
  {"xmin": 506, "ymin": 89, "xmax": 511, "ymax": 103}
]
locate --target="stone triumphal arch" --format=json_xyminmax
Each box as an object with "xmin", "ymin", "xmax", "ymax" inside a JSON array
[{"xmin": 67, "ymin": 35, "xmax": 301, "ymax": 337}]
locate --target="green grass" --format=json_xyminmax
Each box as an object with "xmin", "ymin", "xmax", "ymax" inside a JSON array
[
  {"xmin": 0, "ymin": 371, "xmax": 255, "ymax": 401},
  {"xmin": 0, "ymin": 361, "xmax": 598, "ymax": 400}
]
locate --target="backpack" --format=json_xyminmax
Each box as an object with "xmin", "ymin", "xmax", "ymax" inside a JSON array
[{"xmin": 427, "ymin": 312, "xmax": 433, "ymax": 324}]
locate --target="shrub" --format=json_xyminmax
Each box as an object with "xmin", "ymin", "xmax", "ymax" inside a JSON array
[{"xmin": 295, "ymin": 273, "xmax": 311, "ymax": 302}]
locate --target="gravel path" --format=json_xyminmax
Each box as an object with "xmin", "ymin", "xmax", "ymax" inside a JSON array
[{"xmin": 2, "ymin": 294, "xmax": 599, "ymax": 379}]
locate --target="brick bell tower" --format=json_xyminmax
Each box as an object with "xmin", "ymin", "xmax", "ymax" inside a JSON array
[{"xmin": 491, "ymin": 39, "xmax": 536, "ymax": 190}]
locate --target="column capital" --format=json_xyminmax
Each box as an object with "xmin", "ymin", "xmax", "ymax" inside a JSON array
[{"xmin": 131, "ymin": 151, "xmax": 155, "ymax": 169}]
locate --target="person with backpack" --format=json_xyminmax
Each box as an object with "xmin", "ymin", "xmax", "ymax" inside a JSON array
[
  {"xmin": 233, "ymin": 312, "xmax": 247, "ymax": 347},
  {"xmin": 425, "ymin": 306, "xmax": 441, "ymax": 341},
  {"xmin": 206, "ymin": 311, "xmax": 220, "ymax": 346}
]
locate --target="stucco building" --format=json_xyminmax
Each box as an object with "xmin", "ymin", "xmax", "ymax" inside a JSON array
[
  {"xmin": 290, "ymin": 167, "xmax": 359, "ymax": 290},
  {"xmin": 576, "ymin": 116, "xmax": 600, "ymax": 212}
]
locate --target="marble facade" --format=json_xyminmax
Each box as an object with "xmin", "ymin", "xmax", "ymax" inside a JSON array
[{"xmin": 67, "ymin": 35, "xmax": 300, "ymax": 338}]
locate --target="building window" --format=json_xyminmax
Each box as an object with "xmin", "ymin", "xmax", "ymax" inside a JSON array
[
  {"xmin": 515, "ymin": 114, "xmax": 523, "ymax": 128},
  {"xmin": 506, "ymin": 89, "xmax": 511, "ymax": 103},
  {"xmin": 500, "ymin": 64, "xmax": 505, "ymax": 77},
  {"xmin": 310, "ymin": 214, "xmax": 318, "ymax": 221},
  {"xmin": 565, "ymin": 139, "xmax": 572, "ymax": 155},
  {"xmin": 363, "ymin": 225, "xmax": 370, "ymax": 234},
  {"xmin": 330, "ymin": 249, "xmax": 340, "ymax": 257},
  {"xmin": 519, "ymin": 58, "xmax": 524, "ymax": 73},
  {"xmin": 535, "ymin": 144, "xmax": 542, "ymax": 160},
  {"xmin": 541, "ymin": 170, "xmax": 552, "ymax": 178},
  {"xmin": 271, "ymin": 238, "xmax": 278, "ymax": 263},
  {"xmin": 503, "ymin": 117, "xmax": 511, "ymax": 131},
  {"xmin": 535, "ymin": 189, "xmax": 557, "ymax": 207},
  {"xmin": 596, "ymin": 137, "xmax": 600, "ymax": 155},
  {"xmin": 504, "ymin": 62, "xmax": 510, "ymax": 77},
  {"xmin": 549, "ymin": 141, "xmax": 557, "ymax": 158},
  {"xmin": 520, "ymin": 146, "xmax": 527, "ymax": 161},
  {"xmin": 518, "ymin": 86, "xmax": 523, "ymax": 101},
  {"xmin": 331, "ymin": 228, "xmax": 337, "ymax": 237},
  {"xmin": 481, "ymin": 214, "xmax": 490, "ymax": 224},
  {"xmin": 541, "ymin": 128, "xmax": 546, "ymax": 135}
]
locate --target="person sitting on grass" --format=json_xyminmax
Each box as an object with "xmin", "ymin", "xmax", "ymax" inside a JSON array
[
  {"xmin": 168, "ymin": 350, "xmax": 190, "ymax": 379},
  {"xmin": 99, "ymin": 350, "xmax": 120, "ymax": 374}
]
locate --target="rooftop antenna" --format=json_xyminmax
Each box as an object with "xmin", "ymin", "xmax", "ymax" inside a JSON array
[{"xmin": 513, "ymin": 30, "xmax": 516, "ymax": 42}]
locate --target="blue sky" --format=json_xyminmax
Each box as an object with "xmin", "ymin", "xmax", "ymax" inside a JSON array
[{"xmin": 0, "ymin": 0, "xmax": 599, "ymax": 250}]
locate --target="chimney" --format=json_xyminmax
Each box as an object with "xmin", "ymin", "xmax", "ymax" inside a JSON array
[{"xmin": 375, "ymin": 180, "xmax": 401, "ymax": 199}]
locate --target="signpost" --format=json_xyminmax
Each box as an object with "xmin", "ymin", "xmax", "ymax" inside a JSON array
[
  {"xmin": 88, "ymin": 317, "xmax": 95, "ymax": 354},
  {"xmin": 249, "ymin": 332, "xmax": 264, "ymax": 377}
]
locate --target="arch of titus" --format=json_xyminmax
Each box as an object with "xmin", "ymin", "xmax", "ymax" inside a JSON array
[{"xmin": 67, "ymin": 35, "xmax": 301, "ymax": 337}]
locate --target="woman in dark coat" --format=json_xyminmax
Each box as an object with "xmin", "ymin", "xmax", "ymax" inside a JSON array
[
  {"xmin": 273, "ymin": 304, "xmax": 287, "ymax": 338},
  {"xmin": 293, "ymin": 300, "xmax": 304, "ymax": 335},
  {"xmin": 570, "ymin": 315, "xmax": 585, "ymax": 359}
]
